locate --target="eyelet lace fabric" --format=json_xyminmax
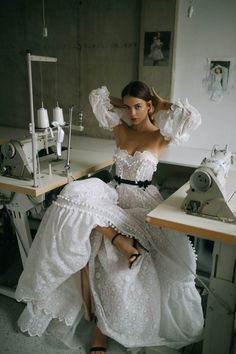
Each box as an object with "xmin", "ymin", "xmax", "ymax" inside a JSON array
[{"xmin": 15, "ymin": 148, "xmax": 204, "ymax": 350}]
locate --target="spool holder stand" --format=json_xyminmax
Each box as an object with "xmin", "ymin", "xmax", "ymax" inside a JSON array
[{"xmin": 27, "ymin": 52, "xmax": 57, "ymax": 187}]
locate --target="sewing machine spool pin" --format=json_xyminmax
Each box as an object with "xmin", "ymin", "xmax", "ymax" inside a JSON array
[
  {"xmin": 78, "ymin": 111, "xmax": 84, "ymax": 132},
  {"xmin": 64, "ymin": 105, "xmax": 74, "ymax": 176}
]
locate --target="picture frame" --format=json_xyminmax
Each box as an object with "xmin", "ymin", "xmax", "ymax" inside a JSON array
[
  {"xmin": 143, "ymin": 31, "xmax": 171, "ymax": 67},
  {"xmin": 206, "ymin": 57, "xmax": 234, "ymax": 102}
]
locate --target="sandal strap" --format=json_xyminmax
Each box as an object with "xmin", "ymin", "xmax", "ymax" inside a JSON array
[
  {"xmin": 111, "ymin": 232, "xmax": 122, "ymax": 244},
  {"xmin": 129, "ymin": 253, "xmax": 141, "ymax": 262},
  {"xmin": 129, "ymin": 253, "xmax": 141, "ymax": 269},
  {"xmin": 90, "ymin": 347, "xmax": 106, "ymax": 352}
]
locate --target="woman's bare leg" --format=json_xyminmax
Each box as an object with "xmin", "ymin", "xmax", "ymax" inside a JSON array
[{"xmin": 89, "ymin": 228, "xmax": 141, "ymax": 351}]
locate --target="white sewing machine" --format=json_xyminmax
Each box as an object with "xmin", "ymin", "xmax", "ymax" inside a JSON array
[
  {"xmin": 182, "ymin": 145, "xmax": 236, "ymax": 223},
  {"xmin": 0, "ymin": 130, "xmax": 61, "ymax": 180}
]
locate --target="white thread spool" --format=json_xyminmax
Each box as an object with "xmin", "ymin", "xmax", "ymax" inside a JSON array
[
  {"xmin": 53, "ymin": 105, "xmax": 65, "ymax": 125},
  {"xmin": 48, "ymin": 163, "xmax": 52, "ymax": 175},
  {"xmin": 78, "ymin": 111, "xmax": 84, "ymax": 131},
  {"xmin": 37, "ymin": 107, "xmax": 49, "ymax": 128}
]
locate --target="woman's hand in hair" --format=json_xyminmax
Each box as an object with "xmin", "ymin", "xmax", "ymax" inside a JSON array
[
  {"xmin": 150, "ymin": 87, "xmax": 172, "ymax": 113},
  {"xmin": 109, "ymin": 96, "xmax": 126, "ymax": 109}
]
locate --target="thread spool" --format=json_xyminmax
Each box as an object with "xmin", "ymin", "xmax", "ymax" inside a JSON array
[
  {"xmin": 48, "ymin": 163, "xmax": 52, "ymax": 175},
  {"xmin": 37, "ymin": 107, "xmax": 49, "ymax": 128},
  {"xmin": 53, "ymin": 105, "xmax": 65, "ymax": 125},
  {"xmin": 78, "ymin": 111, "xmax": 84, "ymax": 131}
]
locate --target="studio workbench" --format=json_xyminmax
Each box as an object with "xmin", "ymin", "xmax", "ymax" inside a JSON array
[{"xmin": 147, "ymin": 170, "xmax": 236, "ymax": 354}]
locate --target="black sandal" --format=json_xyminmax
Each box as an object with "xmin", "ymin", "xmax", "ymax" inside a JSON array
[
  {"xmin": 129, "ymin": 238, "xmax": 150, "ymax": 268},
  {"xmin": 111, "ymin": 233, "xmax": 141, "ymax": 269},
  {"xmin": 111, "ymin": 232, "xmax": 122, "ymax": 244},
  {"xmin": 90, "ymin": 347, "xmax": 106, "ymax": 353},
  {"xmin": 128, "ymin": 252, "xmax": 141, "ymax": 269}
]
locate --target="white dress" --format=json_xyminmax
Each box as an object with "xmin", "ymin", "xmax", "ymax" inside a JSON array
[
  {"xmin": 15, "ymin": 87, "xmax": 204, "ymax": 351},
  {"xmin": 148, "ymin": 39, "xmax": 164, "ymax": 61}
]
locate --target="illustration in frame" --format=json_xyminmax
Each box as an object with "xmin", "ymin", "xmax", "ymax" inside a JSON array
[
  {"xmin": 143, "ymin": 31, "xmax": 171, "ymax": 67},
  {"xmin": 205, "ymin": 57, "xmax": 234, "ymax": 102}
]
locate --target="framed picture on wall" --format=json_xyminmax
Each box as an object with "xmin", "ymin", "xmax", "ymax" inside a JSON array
[
  {"xmin": 206, "ymin": 57, "xmax": 234, "ymax": 102},
  {"xmin": 143, "ymin": 31, "xmax": 171, "ymax": 66}
]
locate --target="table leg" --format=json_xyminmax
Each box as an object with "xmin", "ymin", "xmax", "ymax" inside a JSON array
[
  {"xmin": 203, "ymin": 241, "xmax": 236, "ymax": 354},
  {"xmin": 9, "ymin": 210, "xmax": 32, "ymax": 267},
  {"xmin": 4, "ymin": 193, "xmax": 44, "ymax": 268}
]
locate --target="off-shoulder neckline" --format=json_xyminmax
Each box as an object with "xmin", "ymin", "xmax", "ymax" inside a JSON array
[{"xmin": 115, "ymin": 147, "xmax": 159, "ymax": 162}]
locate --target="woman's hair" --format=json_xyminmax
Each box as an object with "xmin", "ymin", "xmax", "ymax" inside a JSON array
[
  {"xmin": 214, "ymin": 66, "xmax": 222, "ymax": 74},
  {"xmin": 121, "ymin": 80, "xmax": 157, "ymax": 123}
]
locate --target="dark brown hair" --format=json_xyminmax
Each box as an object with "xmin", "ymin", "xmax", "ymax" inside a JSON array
[{"xmin": 121, "ymin": 81, "xmax": 157, "ymax": 123}]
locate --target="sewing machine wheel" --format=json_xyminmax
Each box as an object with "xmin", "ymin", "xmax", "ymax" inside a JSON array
[
  {"xmin": 190, "ymin": 169, "xmax": 212, "ymax": 192},
  {"xmin": 1, "ymin": 143, "xmax": 16, "ymax": 159}
]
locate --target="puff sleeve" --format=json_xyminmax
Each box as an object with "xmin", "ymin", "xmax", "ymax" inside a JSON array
[
  {"xmin": 89, "ymin": 86, "xmax": 123, "ymax": 131},
  {"xmin": 157, "ymin": 99, "xmax": 201, "ymax": 144}
]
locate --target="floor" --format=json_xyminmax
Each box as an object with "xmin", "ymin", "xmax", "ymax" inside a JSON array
[{"xmin": 0, "ymin": 293, "xmax": 133, "ymax": 354}]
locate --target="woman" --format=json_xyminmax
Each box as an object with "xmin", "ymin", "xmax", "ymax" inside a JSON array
[
  {"xmin": 15, "ymin": 81, "xmax": 204, "ymax": 354},
  {"xmin": 210, "ymin": 65, "xmax": 224, "ymax": 102}
]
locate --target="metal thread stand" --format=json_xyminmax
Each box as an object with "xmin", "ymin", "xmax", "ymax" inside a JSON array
[{"xmin": 27, "ymin": 52, "xmax": 57, "ymax": 187}]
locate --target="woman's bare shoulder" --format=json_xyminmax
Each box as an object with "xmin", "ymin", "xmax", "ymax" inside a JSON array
[
  {"xmin": 113, "ymin": 120, "xmax": 129, "ymax": 133},
  {"xmin": 113, "ymin": 121, "xmax": 130, "ymax": 145}
]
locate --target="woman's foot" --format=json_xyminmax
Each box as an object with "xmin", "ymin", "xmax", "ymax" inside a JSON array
[
  {"xmin": 111, "ymin": 234, "xmax": 141, "ymax": 268},
  {"xmin": 90, "ymin": 324, "xmax": 107, "ymax": 353}
]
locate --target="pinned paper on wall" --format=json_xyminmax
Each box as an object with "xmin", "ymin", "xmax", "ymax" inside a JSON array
[{"xmin": 203, "ymin": 57, "xmax": 235, "ymax": 103}]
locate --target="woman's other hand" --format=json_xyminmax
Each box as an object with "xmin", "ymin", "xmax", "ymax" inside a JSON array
[
  {"xmin": 150, "ymin": 87, "xmax": 172, "ymax": 113},
  {"xmin": 110, "ymin": 96, "xmax": 126, "ymax": 109}
]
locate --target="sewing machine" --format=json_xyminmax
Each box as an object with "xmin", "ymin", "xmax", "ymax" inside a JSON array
[
  {"xmin": 0, "ymin": 131, "xmax": 114, "ymax": 299},
  {"xmin": 0, "ymin": 130, "xmax": 60, "ymax": 180},
  {"xmin": 182, "ymin": 145, "xmax": 236, "ymax": 223}
]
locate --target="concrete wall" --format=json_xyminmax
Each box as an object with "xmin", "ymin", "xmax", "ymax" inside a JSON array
[
  {"xmin": 0, "ymin": 0, "xmax": 80, "ymax": 130},
  {"xmin": 139, "ymin": 0, "xmax": 176, "ymax": 98},
  {"xmin": 0, "ymin": 0, "xmax": 141, "ymax": 138},
  {"xmin": 0, "ymin": 0, "xmax": 175, "ymax": 139},
  {"xmin": 78, "ymin": 0, "xmax": 141, "ymax": 138}
]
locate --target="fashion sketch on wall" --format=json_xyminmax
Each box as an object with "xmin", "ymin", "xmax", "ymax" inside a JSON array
[
  {"xmin": 205, "ymin": 58, "xmax": 234, "ymax": 102},
  {"xmin": 143, "ymin": 31, "xmax": 171, "ymax": 66}
]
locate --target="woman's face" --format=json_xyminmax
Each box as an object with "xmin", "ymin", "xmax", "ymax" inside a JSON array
[{"xmin": 122, "ymin": 96, "xmax": 151, "ymax": 125}]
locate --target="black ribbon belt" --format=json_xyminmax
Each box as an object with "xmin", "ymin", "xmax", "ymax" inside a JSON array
[{"xmin": 114, "ymin": 175, "xmax": 152, "ymax": 189}]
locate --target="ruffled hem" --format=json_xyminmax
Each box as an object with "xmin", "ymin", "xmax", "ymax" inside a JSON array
[{"xmin": 17, "ymin": 271, "xmax": 203, "ymax": 349}]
